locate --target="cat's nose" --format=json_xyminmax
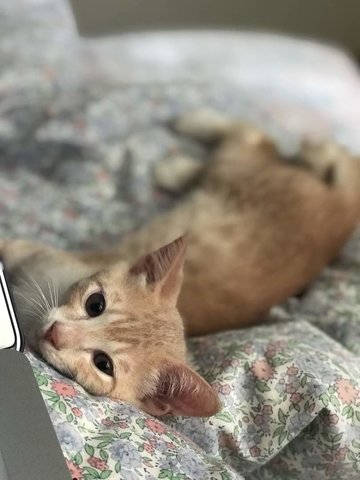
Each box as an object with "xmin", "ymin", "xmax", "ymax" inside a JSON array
[{"xmin": 44, "ymin": 322, "xmax": 60, "ymax": 349}]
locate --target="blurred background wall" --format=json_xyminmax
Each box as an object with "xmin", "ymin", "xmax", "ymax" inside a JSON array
[{"xmin": 69, "ymin": 0, "xmax": 360, "ymax": 54}]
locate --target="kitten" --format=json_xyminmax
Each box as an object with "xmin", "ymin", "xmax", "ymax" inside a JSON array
[{"xmin": 1, "ymin": 111, "xmax": 360, "ymax": 417}]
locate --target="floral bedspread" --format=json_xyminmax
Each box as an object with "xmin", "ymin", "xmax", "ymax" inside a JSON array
[{"xmin": 1, "ymin": 0, "xmax": 360, "ymax": 479}]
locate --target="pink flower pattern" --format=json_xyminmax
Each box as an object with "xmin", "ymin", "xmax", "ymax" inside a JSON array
[
  {"xmin": 251, "ymin": 359, "xmax": 275, "ymax": 381},
  {"xmin": 335, "ymin": 378, "xmax": 359, "ymax": 405},
  {"xmin": 88, "ymin": 456, "xmax": 108, "ymax": 471}
]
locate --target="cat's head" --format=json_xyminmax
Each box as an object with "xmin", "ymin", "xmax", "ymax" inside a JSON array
[{"xmin": 39, "ymin": 237, "xmax": 220, "ymax": 417}]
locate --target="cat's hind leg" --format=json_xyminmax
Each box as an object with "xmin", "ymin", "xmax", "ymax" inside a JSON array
[
  {"xmin": 159, "ymin": 109, "xmax": 273, "ymax": 193},
  {"xmin": 156, "ymin": 109, "xmax": 231, "ymax": 193},
  {"xmin": 166, "ymin": 110, "xmax": 282, "ymax": 195}
]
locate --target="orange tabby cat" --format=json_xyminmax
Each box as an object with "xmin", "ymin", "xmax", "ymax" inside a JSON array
[{"xmin": 1, "ymin": 111, "xmax": 360, "ymax": 417}]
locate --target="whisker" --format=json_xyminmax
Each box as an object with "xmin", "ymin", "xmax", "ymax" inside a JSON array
[
  {"xmin": 19, "ymin": 307, "xmax": 43, "ymax": 318},
  {"xmin": 31, "ymin": 276, "xmax": 51, "ymax": 312},
  {"xmin": 51, "ymin": 277, "xmax": 59, "ymax": 308},
  {"xmin": 14, "ymin": 290, "xmax": 46, "ymax": 312},
  {"xmin": 14, "ymin": 296, "xmax": 46, "ymax": 318},
  {"xmin": 17, "ymin": 274, "xmax": 51, "ymax": 317},
  {"xmin": 55, "ymin": 281, "xmax": 59, "ymax": 307},
  {"xmin": 28, "ymin": 294, "xmax": 47, "ymax": 314},
  {"xmin": 47, "ymin": 280, "xmax": 52, "ymax": 308},
  {"xmin": 47, "ymin": 280, "xmax": 54, "ymax": 309}
]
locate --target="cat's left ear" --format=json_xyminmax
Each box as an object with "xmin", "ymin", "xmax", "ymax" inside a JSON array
[{"xmin": 129, "ymin": 236, "xmax": 187, "ymax": 303}]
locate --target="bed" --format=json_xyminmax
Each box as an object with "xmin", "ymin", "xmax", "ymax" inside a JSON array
[{"xmin": 1, "ymin": 1, "xmax": 360, "ymax": 479}]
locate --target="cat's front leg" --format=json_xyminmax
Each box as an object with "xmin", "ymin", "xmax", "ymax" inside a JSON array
[
  {"xmin": 0, "ymin": 238, "xmax": 46, "ymax": 272},
  {"xmin": 0, "ymin": 239, "xmax": 91, "ymax": 285}
]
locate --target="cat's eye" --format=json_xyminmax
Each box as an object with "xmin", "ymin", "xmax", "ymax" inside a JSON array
[
  {"xmin": 85, "ymin": 292, "xmax": 106, "ymax": 317},
  {"xmin": 93, "ymin": 351, "xmax": 114, "ymax": 376}
]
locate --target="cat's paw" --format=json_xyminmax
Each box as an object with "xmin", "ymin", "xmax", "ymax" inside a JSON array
[
  {"xmin": 170, "ymin": 109, "xmax": 233, "ymax": 142},
  {"xmin": 153, "ymin": 155, "xmax": 204, "ymax": 193},
  {"xmin": 299, "ymin": 141, "xmax": 355, "ymax": 185}
]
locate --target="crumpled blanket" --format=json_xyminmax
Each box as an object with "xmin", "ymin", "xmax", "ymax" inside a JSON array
[{"xmin": 1, "ymin": 0, "xmax": 360, "ymax": 479}]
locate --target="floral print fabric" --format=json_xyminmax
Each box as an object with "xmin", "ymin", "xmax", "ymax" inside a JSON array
[
  {"xmin": 2, "ymin": 0, "xmax": 360, "ymax": 478},
  {"xmin": 27, "ymin": 265, "xmax": 360, "ymax": 480}
]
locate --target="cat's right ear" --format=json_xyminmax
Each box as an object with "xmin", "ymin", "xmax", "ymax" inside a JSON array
[
  {"xmin": 141, "ymin": 360, "xmax": 220, "ymax": 417},
  {"xmin": 129, "ymin": 236, "xmax": 187, "ymax": 303}
]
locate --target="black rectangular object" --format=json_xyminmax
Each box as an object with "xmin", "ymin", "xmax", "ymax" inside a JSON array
[{"xmin": 0, "ymin": 350, "xmax": 71, "ymax": 480}]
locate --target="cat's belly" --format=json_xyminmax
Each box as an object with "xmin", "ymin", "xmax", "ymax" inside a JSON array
[{"xmin": 176, "ymin": 194, "xmax": 346, "ymax": 336}]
